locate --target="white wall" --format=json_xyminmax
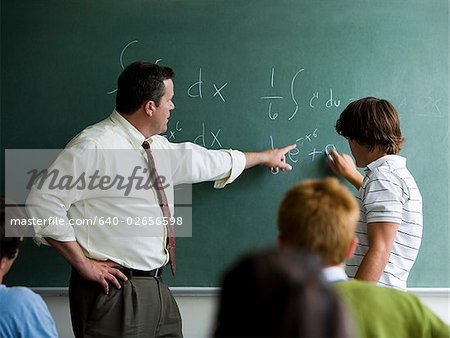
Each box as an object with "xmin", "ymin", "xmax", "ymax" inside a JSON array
[{"xmin": 41, "ymin": 288, "xmax": 449, "ymax": 338}]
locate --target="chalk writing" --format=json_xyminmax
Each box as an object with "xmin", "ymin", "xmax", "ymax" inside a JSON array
[
  {"xmin": 308, "ymin": 148, "xmax": 323, "ymax": 161},
  {"xmin": 268, "ymin": 102, "xmax": 279, "ymax": 120},
  {"xmin": 308, "ymin": 89, "xmax": 347, "ymax": 109},
  {"xmin": 107, "ymin": 40, "xmax": 164, "ymax": 96},
  {"xmin": 210, "ymin": 129, "xmax": 222, "ymax": 147},
  {"xmin": 325, "ymin": 88, "xmax": 341, "ymax": 108},
  {"xmin": 287, "ymin": 147, "xmax": 300, "ymax": 163},
  {"xmin": 324, "ymin": 144, "xmax": 336, "ymax": 155},
  {"xmin": 308, "ymin": 144, "xmax": 336, "ymax": 162},
  {"xmin": 261, "ymin": 68, "xmax": 304, "ymax": 121},
  {"xmin": 418, "ymin": 96, "xmax": 442, "ymax": 117},
  {"xmin": 261, "ymin": 68, "xmax": 283, "ymax": 121},
  {"xmin": 309, "ymin": 92, "xmax": 319, "ymax": 108},
  {"xmin": 188, "ymin": 68, "xmax": 203, "ymax": 99},
  {"xmin": 194, "ymin": 122, "xmax": 222, "ymax": 148},
  {"xmin": 295, "ymin": 129, "xmax": 318, "ymax": 147},
  {"xmin": 194, "ymin": 123, "xmax": 206, "ymax": 146},
  {"xmin": 120, "ymin": 40, "xmax": 138, "ymax": 69},
  {"xmin": 107, "ymin": 40, "xmax": 139, "ymax": 95},
  {"xmin": 269, "ymin": 129, "xmax": 320, "ymax": 171},
  {"xmin": 288, "ymin": 69, "xmax": 304, "ymax": 120},
  {"xmin": 212, "ymin": 83, "xmax": 228, "ymax": 102},
  {"xmin": 163, "ymin": 121, "xmax": 183, "ymax": 140},
  {"xmin": 324, "ymin": 144, "xmax": 336, "ymax": 161},
  {"xmin": 271, "ymin": 68, "xmax": 275, "ymax": 87},
  {"xmin": 188, "ymin": 68, "xmax": 228, "ymax": 102}
]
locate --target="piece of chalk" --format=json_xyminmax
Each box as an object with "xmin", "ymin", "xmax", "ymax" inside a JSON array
[
  {"xmin": 324, "ymin": 144, "xmax": 336, "ymax": 161},
  {"xmin": 324, "ymin": 144, "xmax": 336, "ymax": 156}
]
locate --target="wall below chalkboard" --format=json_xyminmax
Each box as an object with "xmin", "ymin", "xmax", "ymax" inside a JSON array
[
  {"xmin": 2, "ymin": 0, "xmax": 449, "ymax": 287},
  {"xmin": 35, "ymin": 289, "xmax": 450, "ymax": 338}
]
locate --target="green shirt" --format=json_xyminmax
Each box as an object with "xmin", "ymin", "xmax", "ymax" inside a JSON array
[{"xmin": 335, "ymin": 280, "xmax": 449, "ymax": 338}]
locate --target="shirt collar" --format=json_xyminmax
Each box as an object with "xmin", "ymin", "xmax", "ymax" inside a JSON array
[
  {"xmin": 109, "ymin": 110, "xmax": 147, "ymax": 149},
  {"xmin": 322, "ymin": 266, "xmax": 349, "ymax": 283},
  {"xmin": 365, "ymin": 155, "xmax": 406, "ymax": 174}
]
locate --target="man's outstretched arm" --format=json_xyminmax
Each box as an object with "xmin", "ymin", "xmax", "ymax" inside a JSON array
[{"xmin": 244, "ymin": 144, "xmax": 297, "ymax": 171}]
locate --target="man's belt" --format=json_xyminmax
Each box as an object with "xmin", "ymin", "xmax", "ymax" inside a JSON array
[{"xmin": 119, "ymin": 267, "xmax": 163, "ymax": 278}]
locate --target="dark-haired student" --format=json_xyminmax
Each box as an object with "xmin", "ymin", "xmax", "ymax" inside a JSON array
[
  {"xmin": 26, "ymin": 61, "xmax": 296, "ymax": 338},
  {"xmin": 277, "ymin": 178, "xmax": 449, "ymax": 338},
  {"xmin": 327, "ymin": 97, "xmax": 422, "ymax": 290},
  {"xmin": 214, "ymin": 248, "xmax": 354, "ymax": 338},
  {"xmin": 0, "ymin": 199, "xmax": 58, "ymax": 338}
]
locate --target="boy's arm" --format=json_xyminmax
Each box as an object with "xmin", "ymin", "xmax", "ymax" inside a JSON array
[
  {"xmin": 354, "ymin": 221, "xmax": 399, "ymax": 282},
  {"xmin": 327, "ymin": 149, "xmax": 363, "ymax": 189}
]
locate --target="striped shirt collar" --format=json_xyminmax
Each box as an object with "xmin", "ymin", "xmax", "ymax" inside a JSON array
[
  {"xmin": 365, "ymin": 155, "xmax": 406, "ymax": 174},
  {"xmin": 322, "ymin": 266, "xmax": 349, "ymax": 283},
  {"xmin": 109, "ymin": 110, "xmax": 147, "ymax": 149}
]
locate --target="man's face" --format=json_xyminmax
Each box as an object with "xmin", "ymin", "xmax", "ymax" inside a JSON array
[{"xmin": 152, "ymin": 79, "xmax": 175, "ymax": 134}]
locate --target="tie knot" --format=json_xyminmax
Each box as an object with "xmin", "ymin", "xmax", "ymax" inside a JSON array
[{"xmin": 142, "ymin": 141, "xmax": 150, "ymax": 150}]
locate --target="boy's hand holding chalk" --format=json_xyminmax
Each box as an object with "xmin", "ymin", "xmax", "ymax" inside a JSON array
[
  {"xmin": 325, "ymin": 145, "xmax": 363, "ymax": 189},
  {"xmin": 325, "ymin": 144, "xmax": 336, "ymax": 162}
]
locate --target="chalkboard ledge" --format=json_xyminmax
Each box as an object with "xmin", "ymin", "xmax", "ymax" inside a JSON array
[{"xmin": 32, "ymin": 287, "xmax": 450, "ymax": 297}]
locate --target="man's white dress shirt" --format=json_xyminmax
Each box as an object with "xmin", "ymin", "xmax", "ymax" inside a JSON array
[{"xmin": 26, "ymin": 111, "xmax": 246, "ymax": 270}]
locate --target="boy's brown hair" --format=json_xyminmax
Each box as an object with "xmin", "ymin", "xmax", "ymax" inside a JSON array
[
  {"xmin": 336, "ymin": 97, "xmax": 404, "ymax": 154},
  {"xmin": 277, "ymin": 178, "xmax": 359, "ymax": 265}
]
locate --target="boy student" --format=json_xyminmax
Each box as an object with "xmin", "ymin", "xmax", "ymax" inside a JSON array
[
  {"xmin": 0, "ymin": 199, "xmax": 58, "ymax": 338},
  {"xmin": 277, "ymin": 178, "xmax": 449, "ymax": 338},
  {"xmin": 327, "ymin": 97, "xmax": 422, "ymax": 290},
  {"xmin": 26, "ymin": 61, "xmax": 295, "ymax": 338}
]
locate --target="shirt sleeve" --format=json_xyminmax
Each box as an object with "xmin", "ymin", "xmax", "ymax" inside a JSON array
[
  {"xmin": 362, "ymin": 171, "xmax": 405, "ymax": 224},
  {"xmin": 213, "ymin": 149, "xmax": 246, "ymax": 189},
  {"xmin": 153, "ymin": 137, "xmax": 246, "ymax": 188},
  {"xmin": 26, "ymin": 142, "xmax": 104, "ymax": 245},
  {"xmin": 408, "ymin": 293, "xmax": 450, "ymax": 337}
]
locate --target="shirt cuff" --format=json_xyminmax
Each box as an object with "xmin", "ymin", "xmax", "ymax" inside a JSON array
[
  {"xmin": 214, "ymin": 150, "xmax": 246, "ymax": 189},
  {"xmin": 33, "ymin": 224, "xmax": 77, "ymax": 246}
]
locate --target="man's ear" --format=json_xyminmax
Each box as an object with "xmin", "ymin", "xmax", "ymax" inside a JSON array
[
  {"xmin": 145, "ymin": 100, "xmax": 156, "ymax": 117},
  {"xmin": 344, "ymin": 236, "xmax": 358, "ymax": 259}
]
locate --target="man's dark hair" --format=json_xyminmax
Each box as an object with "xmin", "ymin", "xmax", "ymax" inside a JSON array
[
  {"xmin": 336, "ymin": 97, "xmax": 404, "ymax": 154},
  {"xmin": 0, "ymin": 198, "xmax": 24, "ymax": 259},
  {"xmin": 115, "ymin": 61, "xmax": 175, "ymax": 114}
]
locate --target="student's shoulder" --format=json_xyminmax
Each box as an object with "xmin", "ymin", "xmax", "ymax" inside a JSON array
[
  {"xmin": 369, "ymin": 155, "xmax": 411, "ymax": 178},
  {"xmin": 335, "ymin": 279, "xmax": 373, "ymax": 295},
  {"xmin": 0, "ymin": 286, "xmax": 47, "ymax": 312},
  {"xmin": 365, "ymin": 165, "xmax": 406, "ymax": 193},
  {"xmin": 336, "ymin": 280, "xmax": 419, "ymax": 304},
  {"xmin": 4, "ymin": 286, "xmax": 45, "ymax": 304}
]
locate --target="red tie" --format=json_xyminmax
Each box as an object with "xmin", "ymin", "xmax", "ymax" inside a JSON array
[{"xmin": 142, "ymin": 141, "xmax": 176, "ymax": 275}]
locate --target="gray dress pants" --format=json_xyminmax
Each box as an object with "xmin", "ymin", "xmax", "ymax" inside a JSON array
[{"xmin": 69, "ymin": 268, "xmax": 183, "ymax": 338}]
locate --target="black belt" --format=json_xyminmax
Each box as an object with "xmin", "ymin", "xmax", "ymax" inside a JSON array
[{"xmin": 119, "ymin": 267, "xmax": 163, "ymax": 278}]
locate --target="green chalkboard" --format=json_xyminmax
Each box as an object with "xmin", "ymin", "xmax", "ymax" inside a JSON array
[{"xmin": 1, "ymin": 0, "xmax": 449, "ymax": 288}]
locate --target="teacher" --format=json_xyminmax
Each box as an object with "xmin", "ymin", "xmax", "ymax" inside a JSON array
[{"xmin": 26, "ymin": 61, "xmax": 295, "ymax": 338}]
